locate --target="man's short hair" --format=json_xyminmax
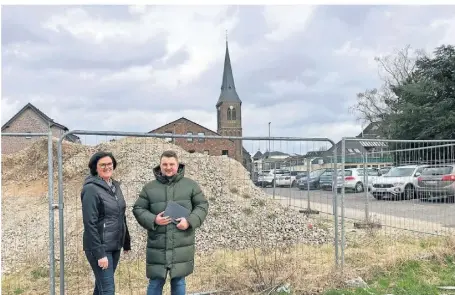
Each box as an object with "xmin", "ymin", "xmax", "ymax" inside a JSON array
[{"xmin": 160, "ymin": 150, "xmax": 178, "ymax": 161}]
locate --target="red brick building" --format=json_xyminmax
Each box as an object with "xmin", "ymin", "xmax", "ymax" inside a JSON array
[{"xmin": 149, "ymin": 117, "xmax": 237, "ymax": 158}]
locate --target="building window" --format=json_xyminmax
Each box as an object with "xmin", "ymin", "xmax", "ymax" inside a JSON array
[
  {"xmin": 198, "ymin": 132, "xmax": 205, "ymax": 142},
  {"xmin": 222, "ymin": 150, "xmax": 229, "ymax": 156},
  {"xmin": 227, "ymin": 107, "xmax": 237, "ymax": 121},
  {"xmin": 164, "ymin": 131, "xmax": 173, "ymax": 142},
  {"xmin": 187, "ymin": 132, "xmax": 193, "ymax": 142},
  {"xmin": 204, "ymin": 150, "xmax": 209, "ymax": 155}
]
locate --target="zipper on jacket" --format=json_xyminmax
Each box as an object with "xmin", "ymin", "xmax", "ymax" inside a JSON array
[{"xmin": 103, "ymin": 223, "xmax": 106, "ymax": 242}]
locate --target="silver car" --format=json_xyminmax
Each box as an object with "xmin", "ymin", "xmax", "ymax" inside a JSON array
[
  {"xmin": 416, "ymin": 164, "xmax": 455, "ymax": 202},
  {"xmin": 370, "ymin": 165, "xmax": 427, "ymax": 200}
]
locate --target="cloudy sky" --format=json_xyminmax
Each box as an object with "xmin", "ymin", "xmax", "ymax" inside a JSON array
[{"xmin": 2, "ymin": 5, "xmax": 455, "ymax": 153}]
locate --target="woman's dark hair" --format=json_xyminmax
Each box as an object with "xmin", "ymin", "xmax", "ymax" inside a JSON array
[{"xmin": 88, "ymin": 151, "xmax": 117, "ymax": 176}]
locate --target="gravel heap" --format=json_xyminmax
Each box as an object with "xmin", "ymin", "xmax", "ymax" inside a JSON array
[{"xmin": 2, "ymin": 137, "xmax": 331, "ymax": 274}]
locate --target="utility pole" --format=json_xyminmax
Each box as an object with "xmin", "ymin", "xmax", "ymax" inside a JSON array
[{"xmin": 268, "ymin": 122, "xmax": 271, "ymax": 152}]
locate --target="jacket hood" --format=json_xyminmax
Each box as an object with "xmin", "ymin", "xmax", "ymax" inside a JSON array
[
  {"xmin": 83, "ymin": 174, "xmax": 116, "ymax": 191},
  {"xmin": 153, "ymin": 163, "xmax": 185, "ymax": 184}
]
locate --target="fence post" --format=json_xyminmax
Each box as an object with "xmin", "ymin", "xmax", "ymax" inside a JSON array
[
  {"xmin": 48, "ymin": 130, "xmax": 56, "ymax": 295},
  {"xmin": 340, "ymin": 137, "xmax": 346, "ymax": 269},
  {"xmin": 57, "ymin": 137, "xmax": 65, "ymax": 295},
  {"xmin": 332, "ymin": 148, "xmax": 339, "ymax": 268},
  {"xmin": 364, "ymin": 152, "xmax": 370, "ymax": 224},
  {"xmin": 272, "ymin": 162, "xmax": 276, "ymax": 199}
]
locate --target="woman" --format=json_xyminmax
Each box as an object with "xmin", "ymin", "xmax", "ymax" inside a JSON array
[{"xmin": 81, "ymin": 151, "xmax": 131, "ymax": 295}]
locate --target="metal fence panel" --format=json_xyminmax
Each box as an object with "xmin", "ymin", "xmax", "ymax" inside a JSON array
[
  {"xmin": 56, "ymin": 130, "xmax": 340, "ymax": 295},
  {"xmin": 340, "ymin": 137, "xmax": 455, "ymax": 269},
  {"xmin": 1, "ymin": 131, "xmax": 56, "ymax": 295}
]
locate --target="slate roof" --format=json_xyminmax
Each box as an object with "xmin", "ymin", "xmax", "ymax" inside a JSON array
[{"xmin": 216, "ymin": 41, "xmax": 241, "ymax": 106}]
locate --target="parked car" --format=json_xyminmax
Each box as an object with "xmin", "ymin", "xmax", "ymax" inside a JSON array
[
  {"xmin": 336, "ymin": 168, "xmax": 380, "ymax": 193},
  {"xmin": 378, "ymin": 166, "xmax": 393, "ymax": 176},
  {"xmin": 370, "ymin": 165, "xmax": 427, "ymax": 200},
  {"xmin": 257, "ymin": 169, "xmax": 289, "ymax": 187},
  {"xmin": 275, "ymin": 171, "xmax": 305, "ymax": 187},
  {"xmin": 298, "ymin": 168, "xmax": 334, "ymax": 190},
  {"xmin": 416, "ymin": 164, "xmax": 455, "ymax": 202},
  {"xmin": 320, "ymin": 169, "xmax": 340, "ymax": 191},
  {"xmin": 295, "ymin": 171, "xmax": 308, "ymax": 181}
]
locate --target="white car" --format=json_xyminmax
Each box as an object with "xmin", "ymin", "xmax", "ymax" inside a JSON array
[
  {"xmin": 257, "ymin": 169, "xmax": 289, "ymax": 187},
  {"xmin": 336, "ymin": 168, "xmax": 380, "ymax": 193},
  {"xmin": 370, "ymin": 165, "xmax": 426, "ymax": 200},
  {"xmin": 275, "ymin": 171, "xmax": 301, "ymax": 187}
]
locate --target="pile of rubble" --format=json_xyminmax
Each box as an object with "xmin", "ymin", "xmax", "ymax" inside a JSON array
[{"xmin": 2, "ymin": 137, "xmax": 332, "ymax": 273}]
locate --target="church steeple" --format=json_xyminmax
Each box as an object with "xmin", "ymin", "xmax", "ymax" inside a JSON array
[
  {"xmin": 216, "ymin": 33, "xmax": 243, "ymax": 163},
  {"xmin": 216, "ymin": 37, "xmax": 241, "ymax": 107}
]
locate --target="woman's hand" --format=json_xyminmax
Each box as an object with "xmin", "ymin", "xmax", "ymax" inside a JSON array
[{"xmin": 98, "ymin": 256, "xmax": 108, "ymax": 270}]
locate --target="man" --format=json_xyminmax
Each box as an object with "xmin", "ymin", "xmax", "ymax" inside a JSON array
[{"xmin": 132, "ymin": 150, "xmax": 209, "ymax": 295}]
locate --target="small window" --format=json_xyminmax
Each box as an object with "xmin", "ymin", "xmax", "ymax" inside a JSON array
[
  {"xmin": 187, "ymin": 132, "xmax": 193, "ymax": 142},
  {"xmin": 354, "ymin": 148, "xmax": 361, "ymax": 153},
  {"xmin": 198, "ymin": 132, "xmax": 205, "ymax": 142},
  {"xmin": 347, "ymin": 148, "xmax": 354, "ymax": 153},
  {"xmin": 222, "ymin": 150, "xmax": 229, "ymax": 156}
]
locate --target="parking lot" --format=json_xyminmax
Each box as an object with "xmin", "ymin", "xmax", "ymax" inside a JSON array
[{"xmin": 262, "ymin": 187, "xmax": 455, "ymax": 228}]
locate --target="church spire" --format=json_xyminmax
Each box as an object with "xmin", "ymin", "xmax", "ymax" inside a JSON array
[{"xmin": 217, "ymin": 33, "xmax": 241, "ymax": 106}]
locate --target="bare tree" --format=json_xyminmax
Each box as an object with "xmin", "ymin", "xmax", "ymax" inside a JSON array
[{"xmin": 349, "ymin": 45, "xmax": 426, "ymax": 124}]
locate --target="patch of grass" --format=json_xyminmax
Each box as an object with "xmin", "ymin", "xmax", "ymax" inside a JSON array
[
  {"xmin": 257, "ymin": 199, "xmax": 266, "ymax": 206},
  {"xmin": 31, "ymin": 267, "xmax": 48, "ymax": 280},
  {"xmin": 324, "ymin": 254, "xmax": 455, "ymax": 295},
  {"xmin": 242, "ymin": 193, "xmax": 251, "ymax": 199},
  {"xmin": 2, "ymin": 231, "xmax": 455, "ymax": 295},
  {"xmin": 242, "ymin": 207, "xmax": 253, "ymax": 215},
  {"xmin": 230, "ymin": 187, "xmax": 239, "ymax": 194}
]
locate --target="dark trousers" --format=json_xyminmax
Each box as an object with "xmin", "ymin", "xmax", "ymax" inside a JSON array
[
  {"xmin": 85, "ymin": 250, "xmax": 121, "ymax": 295},
  {"xmin": 147, "ymin": 276, "xmax": 186, "ymax": 295}
]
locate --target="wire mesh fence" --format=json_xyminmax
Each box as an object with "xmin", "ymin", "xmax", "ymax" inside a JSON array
[
  {"xmin": 53, "ymin": 131, "xmax": 341, "ymax": 295},
  {"xmin": 1, "ymin": 132, "xmax": 56, "ymax": 295},
  {"xmin": 3, "ymin": 131, "xmax": 455, "ymax": 295},
  {"xmin": 338, "ymin": 137, "xmax": 455, "ymax": 270}
]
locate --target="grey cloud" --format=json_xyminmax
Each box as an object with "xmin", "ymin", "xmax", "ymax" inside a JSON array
[
  {"xmin": 318, "ymin": 5, "xmax": 379, "ymax": 27},
  {"xmin": 160, "ymin": 46, "xmax": 190, "ymax": 69},
  {"xmin": 1, "ymin": 22, "xmax": 48, "ymax": 46},
  {"xmin": 3, "ymin": 5, "xmax": 455, "ymax": 140},
  {"xmin": 20, "ymin": 31, "xmax": 169, "ymax": 71},
  {"xmin": 228, "ymin": 6, "xmax": 269, "ymax": 47}
]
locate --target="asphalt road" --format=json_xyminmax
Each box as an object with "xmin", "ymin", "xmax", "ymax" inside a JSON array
[{"xmin": 262, "ymin": 187, "xmax": 455, "ymax": 228}]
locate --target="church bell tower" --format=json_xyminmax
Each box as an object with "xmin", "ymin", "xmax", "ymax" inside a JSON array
[{"xmin": 216, "ymin": 37, "xmax": 243, "ymax": 162}]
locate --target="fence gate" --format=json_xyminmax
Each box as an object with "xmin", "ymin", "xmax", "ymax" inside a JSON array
[
  {"xmin": 56, "ymin": 130, "xmax": 342, "ymax": 295},
  {"xmin": 1, "ymin": 131, "xmax": 56, "ymax": 295}
]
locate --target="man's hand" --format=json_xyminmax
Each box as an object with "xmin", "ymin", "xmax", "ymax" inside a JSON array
[
  {"xmin": 98, "ymin": 256, "xmax": 108, "ymax": 270},
  {"xmin": 155, "ymin": 211, "xmax": 171, "ymax": 226},
  {"xmin": 175, "ymin": 217, "xmax": 189, "ymax": 230}
]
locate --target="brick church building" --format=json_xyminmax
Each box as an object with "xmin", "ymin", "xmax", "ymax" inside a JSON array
[{"xmin": 149, "ymin": 40, "xmax": 252, "ymax": 169}]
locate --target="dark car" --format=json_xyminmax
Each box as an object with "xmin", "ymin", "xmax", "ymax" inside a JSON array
[{"xmin": 298, "ymin": 168, "xmax": 333, "ymax": 190}]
